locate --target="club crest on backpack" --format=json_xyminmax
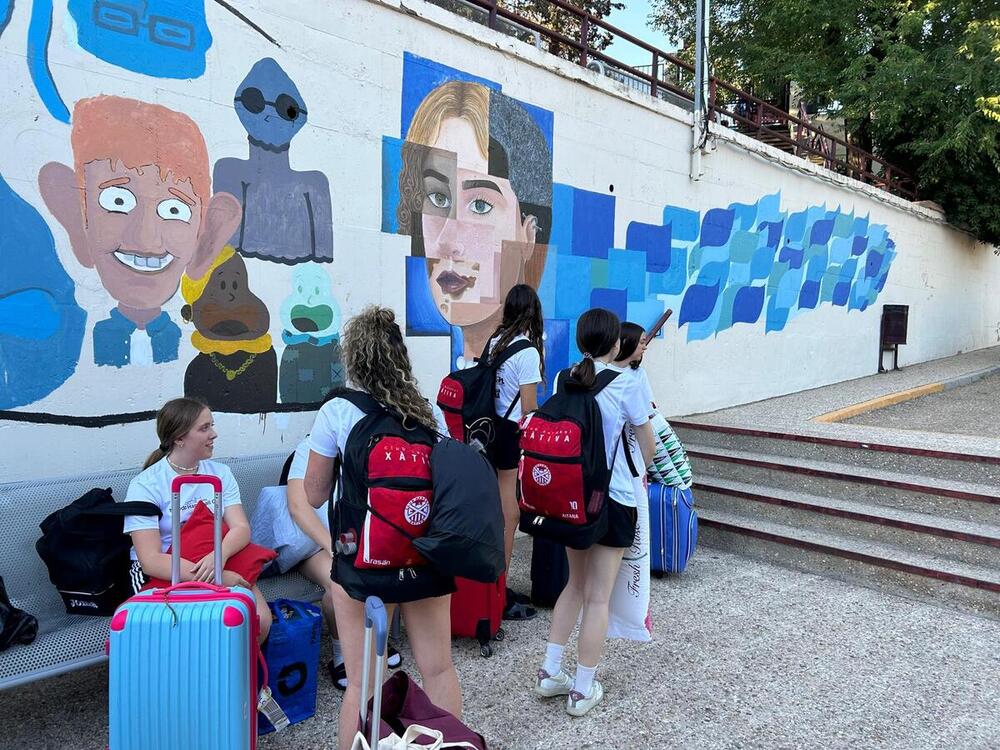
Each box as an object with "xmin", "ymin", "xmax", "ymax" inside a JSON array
[
  {"xmin": 531, "ymin": 464, "xmax": 552, "ymax": 486},
  {"xmin": 404, "ymin": 496, "xmax": 431, "ymax": 526}
]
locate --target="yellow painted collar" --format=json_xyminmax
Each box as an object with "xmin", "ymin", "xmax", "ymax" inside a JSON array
[{"xmin": 191, "ymin": 331, "xmax": 272, "ymax": 355}]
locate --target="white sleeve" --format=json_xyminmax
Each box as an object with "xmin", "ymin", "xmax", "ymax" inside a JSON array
[
  {"xmin": 286, "ymin": 439, "xmax": 311, "ymax": 481},
  {"xmin": 639, "ymin": 368, "xmax": 656, "ymax": 412},
  {"xmin": 123, "ymin": 473, "xmax": 163, "ymax": 533},
  {"xmin": 219, "ymin": 465, "xmax": 241, "ymax": 508},
  {"xmin": 623, "ymin": 378, "xmax": 650, "ymax": 427},
  {"xmin": 309, "ymin": 399, "xmax": 343, "ymax": 457},
  {"xmin": 432, "ymin": 404, "xmax": 448, "ymax": 436},
  {"xmin": 516, "ymin": 347, "xmax": 542, "ymax": 386}
]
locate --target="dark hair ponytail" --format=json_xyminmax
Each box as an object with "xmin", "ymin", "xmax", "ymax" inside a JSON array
[
  {"xmin": 615, "ymin": 321, "xmax": 645, "ymax": 368},
  {"xmin": 570, "ymin": 308, "xmax": 621, "ymax": 387},
  {"xmin": 489, "ymin": 284, "xmax": 545, "ymax": 383}
]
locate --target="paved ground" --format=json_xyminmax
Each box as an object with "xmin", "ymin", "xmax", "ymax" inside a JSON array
[
  {"xmin": 843, "ymin": 372, "xmax": 1000, "ymax": 438},
  {"xmin": 7, "ymin": 541, "xmax": 999, "ymax": 750},
  {"xmin": 684, "ymin": 346, "xmax": 1000, "ymax": 458}
]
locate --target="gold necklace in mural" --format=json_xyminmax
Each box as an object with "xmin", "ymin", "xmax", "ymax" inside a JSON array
[{"xmin": 209, "ymin": 352, "xmax": 257, "ymax": 381}]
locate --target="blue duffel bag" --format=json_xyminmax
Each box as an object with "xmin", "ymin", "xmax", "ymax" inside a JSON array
[
  {"xmin": 259, "ymin": 599, "xmax": 323, "ymax": 734},
  {"xmin": 648, "ymin": 483, "xmax": 698, "ymax": 575}
]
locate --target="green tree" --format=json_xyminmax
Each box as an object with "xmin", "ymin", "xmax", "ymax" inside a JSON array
[
  {"xmin": 506, "ymin": 0, "xmax": 625, "ymax": 58},
  {"xmin": 650, "ymin": 0, "xmax": 1000, "ymax": 244}
]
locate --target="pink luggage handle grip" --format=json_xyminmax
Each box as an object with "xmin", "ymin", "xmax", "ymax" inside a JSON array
[
  {"xmin": 169, "ymin": 474, "xmax": 224, "ymax": 586},
  {"xmin": 161, "ymin": 580, "xmax": 230, "ymax": 595}
]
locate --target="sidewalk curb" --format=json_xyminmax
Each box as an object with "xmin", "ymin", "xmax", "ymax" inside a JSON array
[{"xmin": 812, "ymin": 364, "xmax": 1000, "ymax": 424}]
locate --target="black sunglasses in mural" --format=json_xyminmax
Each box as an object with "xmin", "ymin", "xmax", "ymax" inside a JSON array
[{"xmin": 234, "ymin": 87, "xmax": 307, "ymax": 121}]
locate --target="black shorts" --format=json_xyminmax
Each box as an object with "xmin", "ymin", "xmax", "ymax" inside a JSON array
[
  {"xmin": 487, "ymin": 416, "xmax": 521, "ymax": 471},
  {"xmin": 597, "ymin": 500, "xmax": 638, "ymax": 549}
]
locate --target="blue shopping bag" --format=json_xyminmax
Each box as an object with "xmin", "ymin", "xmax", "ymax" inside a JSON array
[{"xmin": 258, "ymin": 599, "xmax": 323, "ymax": 734}]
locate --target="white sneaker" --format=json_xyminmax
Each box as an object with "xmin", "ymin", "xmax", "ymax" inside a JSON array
[
  {"xmin": 566, "ymin": 680, "xmax": 603, "ymax": 716},
  {"xmin": 534, "ymin": 668, "xmax": 573, "ymax": 698}
]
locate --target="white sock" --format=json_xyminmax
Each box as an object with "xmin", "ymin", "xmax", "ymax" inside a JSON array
[
  {"xmin": 541, "ymin": 642, "xmax": 564, "ymax": 676},
  {"xmin": 574, "ymin": 664, "xmax": 597, "ymax": 696},
  {"xmin": 330, "ymin": 637, "xmax": 344, "ymax": 667}
]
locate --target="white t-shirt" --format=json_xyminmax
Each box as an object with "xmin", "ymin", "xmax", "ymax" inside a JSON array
[
  {"xmin": 610, "ymin": 365, "xmax": 656, "ymax": 506},
  {"xmin": 489, "ymin": 334, "xmax": 542, "ymax": 422},
  {"xmin": 556, "ymin": 362, "xmax": 649, "ymax": 507},
  {"xmin": 123, "ymin": 458, "xmax": 241, "ymax": 559},
  {"xmin": 310, "ymin": 394, "xmax": 445, "ymax": 461}
]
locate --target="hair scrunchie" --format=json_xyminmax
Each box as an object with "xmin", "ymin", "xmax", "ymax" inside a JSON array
[
  {"xmin": 159, "ymin": 443, "xmax": 170, "ymax": 453},
  {"xmin": 582, "ymin": 352, "xmax": 594, "ymax": 359}
]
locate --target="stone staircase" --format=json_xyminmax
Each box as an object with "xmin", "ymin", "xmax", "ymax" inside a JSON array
[{"xmin": 671, "ymin": 421, "xmax": 1000, "ymax": 617}]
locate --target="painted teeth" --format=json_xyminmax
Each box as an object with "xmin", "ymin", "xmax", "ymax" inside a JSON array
[{"xmin": 114, "ymin": 251, "xmax": 174, "ymax": 272}]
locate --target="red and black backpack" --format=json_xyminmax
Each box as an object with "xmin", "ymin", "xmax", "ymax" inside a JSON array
[
  {"xmin": 331, "ymin": 391, "xmax": 448, "ymax": 603},
  {"xmin": 436, "ymin": 338, "xmax": 534, "ymax": 451},
  {"xmin": 517, "ymin": 368, "xmax": 621, "ymax": 549}
]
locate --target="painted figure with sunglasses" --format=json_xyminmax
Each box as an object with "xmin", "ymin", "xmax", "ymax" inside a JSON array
[{"xmin": 214, "ymin": 57, "xmax": 333, "ymax": 265}]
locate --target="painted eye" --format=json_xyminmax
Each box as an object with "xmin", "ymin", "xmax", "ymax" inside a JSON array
[
  {"xmin": 469, "ymin": 198, "xmax": 493, "ymax": 215},
  {"xmin": 427, "ymin": 192, "xmax": 450, "ymax": 209},
  {"xmin": 98, "ymin": 186, "xmax": 136, "ymax": 214},
  {"xmin": 221, "ymin": 280, "xmax": 227, "ymax": 290},
  {"xmin": 314, "ymin": 287, "xmax": 320, "ymax": 295},
  {"xmin": 298, "ymin": 285, "xmax": 303, "ymax": 293},
  {"xmin": 232, "ymin": 280, "xmax": 238, "ymax": 291},
  {"xmin": 157, "ymin": 198, "xmax": 192, "ymax": 222}
]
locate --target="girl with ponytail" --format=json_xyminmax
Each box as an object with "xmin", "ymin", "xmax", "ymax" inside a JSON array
[
  {"xmin": 302, "ymin": 306, "xmax": 461, "ymax": 750},
  {"xmin": 533, "ymin": 308, "xmax": 656, "ymax": 717},
  {"xmin": 124, "ymin": 397, "xmax": 272, "ymax": 642},
  {"xmin": 485, "ymin": 284, "xmax": 545, "ymax": 621}
]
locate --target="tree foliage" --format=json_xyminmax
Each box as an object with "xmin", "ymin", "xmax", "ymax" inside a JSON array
[
  {"xmin": 650, "ymin": 0, "xmax": 1000, "ymax": 244},
  {"xmin": 506, "ymin": 0, "xmax": 625, "ymax": 57}
]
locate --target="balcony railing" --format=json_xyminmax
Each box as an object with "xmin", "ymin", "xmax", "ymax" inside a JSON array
[{"xmin": 431, "ymin": 0, "xmax": 917, "ymax": 200}]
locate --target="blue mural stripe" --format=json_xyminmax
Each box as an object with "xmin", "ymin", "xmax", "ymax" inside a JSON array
[
  {"xmin": 26, "ymin": 0, "xmax": 69, "ymax": 123},
  {"xmin": 0, "ymin": 0, "xmax": 13, "ymax": 38}
]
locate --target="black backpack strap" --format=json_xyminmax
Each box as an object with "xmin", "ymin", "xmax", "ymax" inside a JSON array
[
  {"xmin": 502, "ymin": 393, "xmax": 521, "ymax": 421},
  {"xmin": 84, "ymin": 501, "xmax": 163, "ymax": 518},
  {"xmin": 278, "ymin": 451, "xmax": 296, "ymax": 486},
  {"xmin": 591, "ymin": 368, "xmax": 621, "ymax": 395},
  {"xmin": 336, "ymin": 389, "xmax": 383, "ymax": 415},
  {"xmin": 491, "ymin": 339, "xmax": 534, "ymax": 368},
  {"xmin": 622, "ymin": 426, "xmax": 640, "ymax": 478}
]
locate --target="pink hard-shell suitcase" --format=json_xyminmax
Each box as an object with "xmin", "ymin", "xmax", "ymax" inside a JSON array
[{"xmin": 107, "ymin": 474, "xmax": 286, "ymax": 749}]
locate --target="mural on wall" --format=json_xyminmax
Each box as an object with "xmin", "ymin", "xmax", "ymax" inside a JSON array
[
  {"xmin": 0, "ymin": 173, "xmax": 86, "ymax": 408},
  {"xmin": 381, "ymin": 54, "xmax": 898, "ymax": 391},
  {"xmin": 38, "ymin": 95, "xmax": 242, "ymax": 368},
  {"xmin": 278, "ymin": 264, "xmax": 344, "ymax": 404},
  {"xmin": 180, "ymin": 246, "xmax": 278, "ymax": 413},
  {"xmin": 384, "ymin": 53, "xmax": 554, "ymax": 369},
  {"xmin": 67, "ymin": 0, "xmax": 213, "ymax": 79},
  {"xmin": 27, "ymin": 0, "xmax": 70, "ymax": 122},
  {"xmin": 214, "ymin": 57, "xmax": 333, "ymax": 265}
]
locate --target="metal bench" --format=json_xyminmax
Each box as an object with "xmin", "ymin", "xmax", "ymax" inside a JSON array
[{"xmin": 0, "ymin": 452, "xmax": 322, "ymax": 690}]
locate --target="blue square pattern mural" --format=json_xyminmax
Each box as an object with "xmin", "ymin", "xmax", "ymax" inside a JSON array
[{"xmin": 379, "ymin": 54, "xmax": 897, "ymax": 394}]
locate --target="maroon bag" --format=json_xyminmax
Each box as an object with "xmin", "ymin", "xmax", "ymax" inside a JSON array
[{"xmin": 365, "ymin": 672, "xmax": 487, "ymax": 748}]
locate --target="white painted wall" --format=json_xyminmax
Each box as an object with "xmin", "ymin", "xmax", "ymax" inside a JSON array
[{"xmin": 1, "ymin": 0, "xmax": 997, "ymax": 482}]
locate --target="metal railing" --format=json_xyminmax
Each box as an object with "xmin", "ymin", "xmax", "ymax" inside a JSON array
[{"xmin": 439, "ymin": 0, "xmax": 917, "ymax": 200}]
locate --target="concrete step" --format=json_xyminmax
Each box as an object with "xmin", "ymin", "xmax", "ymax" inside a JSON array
[
  {"xmin": 695, "ymin": 476, "xmax": 1000, "ymax": 569},
  {"xmin": 687, "ymin": 444, "xmax": 1000, "ymax": 525},
  {"xmin": 697, "ymin": 508, "xmax": 1000, "ymax": 619},
  {"xmin": 673, "ymin": 421, "xmax": 1000, "ymax": 486}
]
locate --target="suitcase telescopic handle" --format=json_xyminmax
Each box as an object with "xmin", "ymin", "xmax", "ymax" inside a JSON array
[
  {"xmin": 169, "ymin": 474, "xmax": 224, "ymax": 586},
  {"xmin": 360, "ymin": 596, "xmax": 388, "ymax": 746}
]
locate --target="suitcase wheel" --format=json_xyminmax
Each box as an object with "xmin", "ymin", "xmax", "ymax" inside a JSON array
[
  {"xmin": 480, "ymin": 643, "xmax": 494, "ymax": 658},
  {"xmin": 494, "ymin": 627, "xmax": 505, "ymax": 642},
  {"xmin": 652, "ymin": 570, "xmax": 665, "ymax": 580}
]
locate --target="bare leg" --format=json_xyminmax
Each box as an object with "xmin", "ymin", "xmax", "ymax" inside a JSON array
[
  {"xmin": 252, "ymin": 585, "xmax": 272, "ymax": 643},
  {"xmin": 400, "ymin": 595, "xmax": 462, "ymax": 718},
  {"xmin": 546, "ymin": 546, "xmax": 590, "ymax": 646},
  {"xmin": 299, "ymin": 550, "xmax": 338, "ymax": 639},
  {"xmin": 498, "ymin": 468, "xmax": 519, "ymax": 569},
  {"xmin": 576, "ymin": 544, "xmax": 626, "ymax": 667},
  {"xmin": 330, "ymin": 582, "xmax": 366, "ymax": 750}
]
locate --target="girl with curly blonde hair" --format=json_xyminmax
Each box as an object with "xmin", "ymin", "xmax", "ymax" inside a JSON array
[{"xmin": 302, "ymin": 306, "xmax": 460, "ymax": 750}]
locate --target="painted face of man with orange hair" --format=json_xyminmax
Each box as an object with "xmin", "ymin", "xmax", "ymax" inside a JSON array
[
  {"xmin": 399, "ymin": 82, "xmax": 552, "ymax": 362},
  {"xmin": 39, "ymin": 96, "xmax": 241, "ymax": 367}
]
